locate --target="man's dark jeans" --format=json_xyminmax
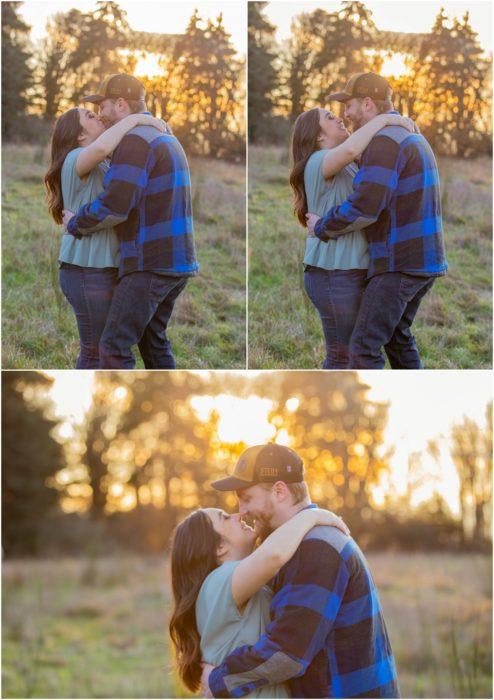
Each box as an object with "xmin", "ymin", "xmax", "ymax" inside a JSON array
[
  {"xmin": 349, "ymin": 272, "xmax": 435, "ymax": 369},
  {"xmin": 99, "ymin": 272, "xmax": 188, "ymax": 369},
  {"xmin": 304, "ymin": 266, "xmax": 367, "ymax": 369},
  {"xmin": 59, "ymin": 263, "xmax": 118, "ymax": 369}
]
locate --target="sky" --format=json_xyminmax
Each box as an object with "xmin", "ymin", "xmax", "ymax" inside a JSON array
[
  {"xmin": 263, "ymin": 0, "xmax": 493, "ymax": 54},
  {"xmin": 45, "ymin": 370, "xmax": 492, "ymax": 515},
  {"xmin": 15, "ymin": 1, "xmax": 491, "ymax": 59},
  {"xmin": 17, "ymin": 0, "xmax": 247, "ymax": 55},
  {"xmin": 362, "ymin": 370, "xmax": 491, "ymax": 512}
]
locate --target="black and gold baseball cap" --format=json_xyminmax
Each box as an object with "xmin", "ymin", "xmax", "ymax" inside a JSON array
[
  {"xmin": 211, "ymin": 444, "xmax": 304, "ymax": 492},
  {"xmin": 328, "ymin": 72, "xmax": 392, "ymax": 103},
  {"xmin": 83, "ymin": 73, "xmax": 145, "ymax": 104}
]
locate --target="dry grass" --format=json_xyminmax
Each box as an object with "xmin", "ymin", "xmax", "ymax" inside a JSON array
[{"xmin": 2, "ymin": 552, "xmax": 492, "ymax": 698}]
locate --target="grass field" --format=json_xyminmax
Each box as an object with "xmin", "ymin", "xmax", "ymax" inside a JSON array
[
  {"xmin": 248, "ymin": 146, "xmax": 492, "ymax": 369},
  {"xmin": 2, "ymin": 144, "xmax": 246, "ymax": 369},
  {"xmin": 2, "ymin": 552, "xmax": 492, "ymax": 698}
]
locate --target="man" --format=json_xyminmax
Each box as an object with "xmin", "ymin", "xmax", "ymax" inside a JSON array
[
  {"xmin": 202, "ymin": 443, "xmax": 400, "ymax": 698},
  {"xmin": 307, "ymin": 72, "xmax": 447, "ymax": 369},
  {"xmin": 64, "ymin": 73, "xmax": 199, "ymax": 369}
]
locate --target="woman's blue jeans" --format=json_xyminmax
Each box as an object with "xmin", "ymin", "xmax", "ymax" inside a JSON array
[
  {"xmin": 304, "ymin": 266, "xmax": 367, "ymax": 369},
  {"xmin": 59, "ymin": 263, "xmax": 118, "ymax": 369}
]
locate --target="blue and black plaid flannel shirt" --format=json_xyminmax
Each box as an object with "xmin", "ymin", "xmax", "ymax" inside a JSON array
[
  {"xmin": 314, "ymin": 125, "xmax": 448, "ymax": 279},
  {"xmin": 209, "ymin": 515, "xmax": 400, "ymax": 698},
  {"xmin": 67, "ymin": 120, "xmax": 199, "ymax": 279}
]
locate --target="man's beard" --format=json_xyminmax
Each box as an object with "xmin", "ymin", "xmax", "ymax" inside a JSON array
[
  {"xmin": 101, "ymin": 114, "xmax": 117, "ymax": 129},
  {"xmin": 352, "ymin": 113, "xmax": 366, "ymax": 130},
  {"xmin": 255, "ymin": 518, "xmax": 274, "ymax": 543}
]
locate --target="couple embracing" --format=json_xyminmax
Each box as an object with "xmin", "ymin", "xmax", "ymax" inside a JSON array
[
  {"xmin": 169, "ymin": 444, "xmax": 400, "ymax": 699},
  {"xmin": 45, "ymin": 74, "xmax": 198, "ymax": 369},
  {"xmin": 290, "ymin": 72, "xmax": 448, "ymax": 369}
]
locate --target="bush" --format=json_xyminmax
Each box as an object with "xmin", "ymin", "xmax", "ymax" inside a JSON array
[
  {"xmin": 4, "ymin": 115, "xmax": 52, "ymax": 146},
  {"xmin": 355, "ymin": 511, "xmax": 466, "ymax": 552},
  {"xmin": 250, "ymin": 115, "xmax": 292, "ymax": 147}
]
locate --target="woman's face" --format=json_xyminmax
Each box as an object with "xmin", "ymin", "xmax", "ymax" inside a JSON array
[
  {"xmin": 77, "ymin": 108, "xmax": 105, "ymax": 145},
  {"xmin": 205, "ymin": 508, "xmax": 257, "ymax": 559},
  {"xmin": 318, "ymin": 107, "xmax": 349, "ymax": 145}
]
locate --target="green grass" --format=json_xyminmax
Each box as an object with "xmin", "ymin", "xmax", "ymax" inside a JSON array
[
  {"xmin": 2, "ymin": 144, "xmax": 246, "ymax": 369},
  {"xmin": 2, "ymin": 552, "xmax": 491, "ymax": 698},
  {"xmin": 248, "ymin": 146, "xmax": 492, "ymax": 368}
]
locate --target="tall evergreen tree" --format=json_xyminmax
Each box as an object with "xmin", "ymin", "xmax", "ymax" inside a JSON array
[
  {"xmin": 2, "ymin": 372, "xmax": 63, "ymax": 556},
  {"xmin": 449, "ymin": 12, "xmax": 491, "ymax": 156},
  {"xmin": 416, "ymin": 9, "xmax": 491, "ymax": 155},
  {"xmin": 68, "ymin": 1, "xmax": 131, "ymax": 103},
  {"xmin": 36, "ymin": 2, "xmax": 130, "ymax": 121},
  {"xmin": 248, "ymin": 2, "xmax": 278, "ymax": 141},
  {"xmin": 287, "ymin": 12, "xmax": 318, "ymax": 120},
  {"xmin": 170, "ymin": 11, "xmax": 244, "ymax": 158},
  {"xmin": 286, "ymin": 3, "xmax": 376, "ymax": 119},
  {"xmin": 1, "ymin": 2, "xmax": 33, "ymax": 139}
]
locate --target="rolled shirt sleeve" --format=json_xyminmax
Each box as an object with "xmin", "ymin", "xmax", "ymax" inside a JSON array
[
  {"xmin": 209, "ymin": 539, "xmax": 350, "ymax": 698},
  {"xmin": 67, "ymin": 132, "xmax": 152, "ymax": 238},
  {"xmin": 314, "ymin": 133, "xmax": 402, "ymax": 241}
]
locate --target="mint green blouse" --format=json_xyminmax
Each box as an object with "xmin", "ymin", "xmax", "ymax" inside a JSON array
[
  {"xmin": 303, "ymin": 149, "xmax": 369, "ymax": 271},
  {"xmin": 58, "ymin": 148, "xmax": 120, "ymax": 268},
  {"xmin": 195, "ymin": 561, "xmax": 289, "ymax": 698}
]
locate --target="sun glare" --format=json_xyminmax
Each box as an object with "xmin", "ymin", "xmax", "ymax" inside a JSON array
[
  {"xmin": 44, "ymin": 371, "xmax": 94, "ymax": 421},
  {"xmin": 286, "ymin": 397, "xmax": 300, "ymax": 412},
  {"xmin": 41, "ymin": 372, "xmax": 490, "ymax": 518},
  {"xmin": 134, "ymin": 53, "xmax": 163, "ymax": 78},
  {"xmin": 190, "ymin": 394, "xmax": 276, "ymax": 445},
  {"xmin": 380, "ymin": 52, "xmax": 410, "ymax": 78}
]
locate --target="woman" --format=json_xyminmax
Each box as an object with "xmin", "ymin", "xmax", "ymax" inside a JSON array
[
  {"xmin": 44, "ymin": 107, "xmax": 166, "ymax": 368},
  {"xmin": 289, "ymin": 108, "xmax": 414, "ymax": 369},
  {"xmin": 169, "ymin": 506, "xmax": 349, "ymax": 696}
]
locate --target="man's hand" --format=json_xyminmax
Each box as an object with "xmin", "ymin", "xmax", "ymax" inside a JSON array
[
  {"xmin": 201, "ymin": 662, "xmax": 214, "ymax": 698},
  {"xmin": 306, "ymin": 212, "xmax": 321, "ymax": 237},
  {"xmin": 62, "ymin": 209, "xmax": 75, "ymax": 232}
]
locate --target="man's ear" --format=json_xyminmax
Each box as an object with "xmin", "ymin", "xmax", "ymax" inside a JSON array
[
  {"xmin": 363, "ymin": 97, "xmax": 374, "ymax": 112},
  {"xmin": 272, "ymin": 480, "xmax": 289, "ymax": 501}
]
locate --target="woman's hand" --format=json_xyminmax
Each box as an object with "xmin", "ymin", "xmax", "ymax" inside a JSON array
[
  {"xmin": 311, "ymin": 508, "xmax": 350, "ymax": 535},
  {"xmin": 134, "ymin": 113, "xmax": 171, "ymax": 133},
  {"xmin": 385, "ymin": 114, "xmax": 419, "ymax": 133}
]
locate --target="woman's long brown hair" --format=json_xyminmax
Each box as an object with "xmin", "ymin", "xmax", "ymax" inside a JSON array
[
  {"xmin": 289, "ymin": 107, "xmax": 323, "ymax": 226},
  {"xmin": 169, "ymin": 509, "xmax": 221, "ymax": 692},
  {"xmin": 44, "ymin": 108, "xmax": 82, "ymax": 224}
]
